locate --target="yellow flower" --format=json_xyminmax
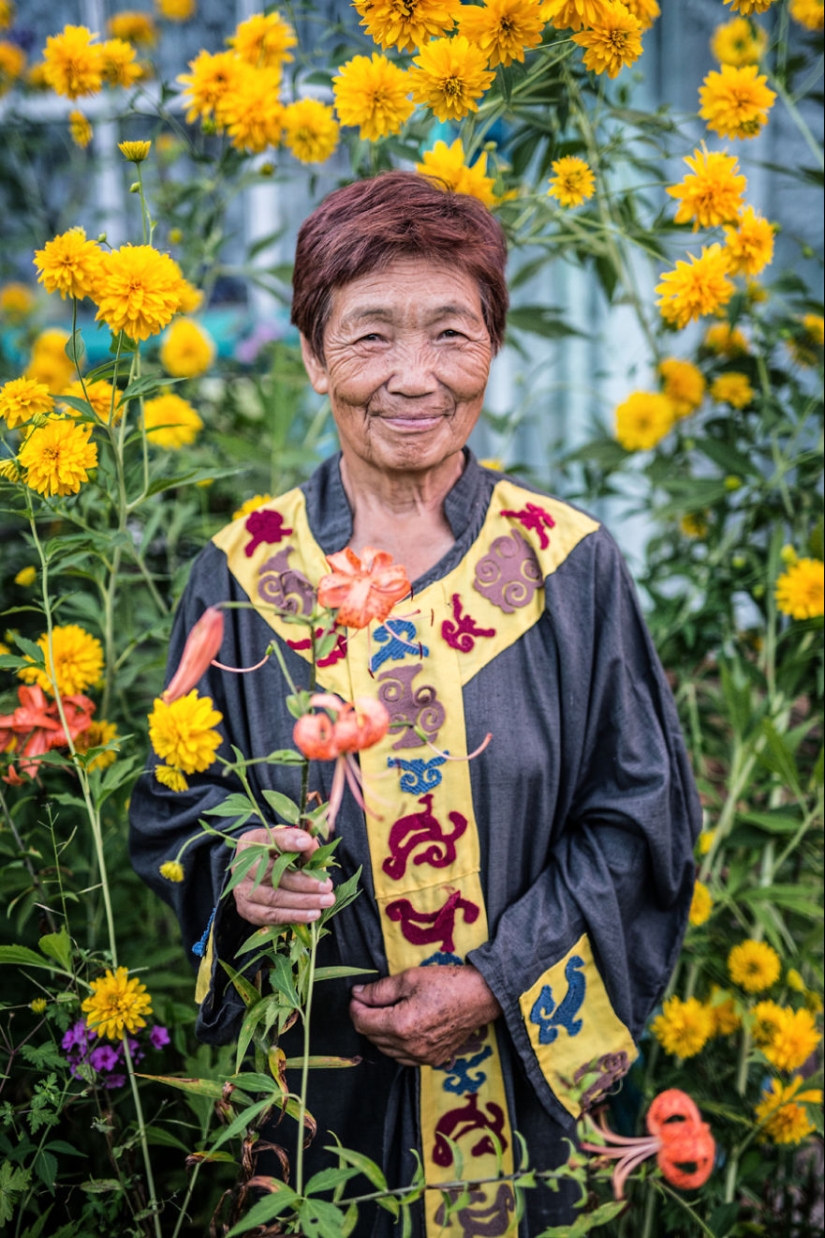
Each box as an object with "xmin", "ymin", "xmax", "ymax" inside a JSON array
[
  {"xmin": 0, "ymin": 282, "xmax": 35, "ymax": 322},
  {"xmin": 178, "ymin": 49, "xmax": 242, "ymax": 123},
  {"xmin": 788, "ymin": 313, "xmax": 825, "ymax": 366},
  {"xmin": 775, "ymin": 558, "xmax": 824, "ymax": 620},
  {"xmin": 333, "ymin": 54, "xmax": 414, "ymax": 141},
  {"xmin": 14, "ymin": 566, "xmax": 37, "ymax": 587},
  {"xmin": 26, "ymin": 62, "xmax": 50, "ymax": 90},
  {"xmin": 656, "ymin": 244, "xmax": 735, "ymax": 329},
  {"xmin": 30, "ymin": 997, "xmax": 48, "ymax": 1013},
  {"xmin": 160, "ymin": 859, "xmax": 185, "ymax": 881},
  {"xmin": 728, "ymin": 939, "xmax": 781, "ymax": 993},
  {"xmin": 353, "ymin": 0, "xmax": 461, "ymax": 52},
  {"xmin": 25, "ymin": 350, "xmax": 75, "ymax": 396},
  {"xmin": 681, "ymin": 511, "xmax": 709, "ymax": 538},
  {"xmin": 667, "ymin": 146, "xmax": 746, "ymax": 230},
  {"xmin": 723, "ymin": 205, "xmax": 774, "ymax": 277},
  {"xmin": 697, "ymin": 827, "xmax": 716, "ymax": 855},
  {"xmin": 160, "ymin": 317, "xmax": 215, "ymax": 378},
  {"xmin": 651, "ymin": 995, "xmax": 715, "ymax": 1058},
  {"xmin": 704, "ymin": 321, "xmax": 749, "ymax": 355},
  {"xmin": 787, "ymin": 969, "xmax": 806, "ymax": 993},
  {"xmin": 282, "ymin": 98, "xmax": 340, "ymax": 164},
  {"xmin": 100, "ymin": 37, "xmax": 141, "ymax": 88},
  {"xmin": 155, "ymin": 763, "xmax": 189, "ymax": 791},
  {"xmin": 689, "ymin": 880, "xmax": 713, "ymax": 926},
  {"xmin": 118, "ymin": 139, "xmax": 151, "ymax": 162},
  {"xmin": 572, "ymin": 2, "xmax": 643, "ymax": 79},
  {"xmin": 699, "ymin": 64, "xmax": 776, "ymax": 140},
  {"xmin": 18, "ymin": 416, "xmax": 98, "ymax": 498},
  {"xmin": 143, "ymin": 392, "xmax": 203, "ymax": 449},
  {"xmin": 615, "ymin": 391, "xmax": 676, "ymax": 451},
  {"xmin": 547, "ymin": 156, "xmax": 596, "ymax": 207},
  {"xmin": 711, "ymin": 372, "xmax": 754, "ymax": 408},
  {"xmin": 68, "ymin": 109, "xmax": 93, "ymax": 149},
  {"xmin": 228, "ymin": 11, "xmax": 295, "ymax": 69},
  {"xmin": 62, "ymin": 379, "xmax": 124, "ymax": 426},
  {"xmin": 33, "ymin": 227, "xmax": 104, "ymax": 301},
  {"xmin": 0, "ymin": 378, "xmax": 54, "ymax": 430},
  {"xmin": 409, "ymin": 35, "xmax": 495, "ymax": 123},
  {"xmin": 620, "ymin": 0, "xmax": 660, "ymax": 28},
  {"xmin": 711, "ymin": 17, "xmax": 767, "ymax": 65},
  {"xmin": 709, "ymin": 985, "xmax": 741, "ymax": 1035},
  {"xmin": 0, "ymin": 1, "xmax": 14, "ymax": 31},
  {"xmin": 75, "ymin": 719, "xmax": 119, "ymax": 770},
  {"xmin": 32, "ymin": 327, "xmax": 73, "ymax": 358},
  {"xmin": 82, "ymin": 966, "xmax": 152, "ymax": 1040},
  {"xmin": 751, "ymin": 999, "xmax": 786, "ymax": 1045},
  {"xmin": 157, "ymin": 0, "xmax": 196, "ymax": 19},
  {"xmin": 94, "ymin": 245, "xmax": 186, "ymax": 341},
  {"xmin": 659, "ymin": 358, "xmax": 706, "ymax": 418},
  {"xmin": 148, "ymin": 689, "xmax": 223, "ymax": 774},
  {"xmin": 177, "ymin": 281, "xmax": 203, "ymax": 314},
  {"xmin": 107, "ymin": 12, "xmax": 157, "ymax": 47},
  {"xmin": 745, "ymin": 279, "xmax": 768, "ymax": 303},
  {"xmin": 232, "ymin": 494, "xmax": 274, "ymax": 520},
  {"xmin": 802, "ymin": 313, "xmax": 824, "ymax": 346},
  {"xmin": 458, "ymin": 0, "xmax": 545, "ymax": 68},
  {"xmin": 755, "ymin": 1077, "xmax": 822, "ymax": 1145},
  {"xmin": 42, "ymin": 24, "xmax": 104, "ymax": 99},
  {"xmin": 19, "ymin": 623, "xmax": 104, "ymax": 695},
  {"xmin": 540, "ymin": 0, "xmax": 613, "ymax": 31},
  {"xmin": 789, "ymin": 0, "xmax": 824, "ymax": 30},
  {"xmin": 0, "ymin": 459, "xmax": 21, "ymax": 483},
  {"xmin": 724, "ymin": 0, "xmax": 774, "ymax": 12},
  {"xmin": 215, "ymin": 67, "xmax": 285, "ymax": 153},
  {"xmin": 416, "ymin": 137, "xmax": 497, "ymax": 207},
  {"xmin": 0, "ymin": 38, "xmax": 25, "ymax": 93}
]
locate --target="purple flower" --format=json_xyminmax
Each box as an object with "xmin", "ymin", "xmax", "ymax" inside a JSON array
[
  {"xmin": 103, "ymin": 1073, "xmax": 126, "ymax": 1090},
  {"xmin": 61, "ymin": 1019, "xmax": 90, "ymax": 1051},
  {"xmin": 90, "ymin": 1045, "xmax": 120, "ymax": 1072},
  {"xmin": 149, "ymin": 1025, "xmax": 170, "ymax": 1049}
]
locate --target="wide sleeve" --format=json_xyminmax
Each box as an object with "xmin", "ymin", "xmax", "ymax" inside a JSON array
[{"xmin": 467, "ymin": 529, "xmax": 702, "ymax": 1127}]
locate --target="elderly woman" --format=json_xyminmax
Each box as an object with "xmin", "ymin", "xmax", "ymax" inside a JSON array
[{"xmin": 130, "ymin": 171, "xmax": 700, "ymax": 1237}]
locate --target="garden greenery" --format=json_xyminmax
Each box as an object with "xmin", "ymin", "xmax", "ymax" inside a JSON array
[{"xmin": 0, "ymin": 0, "xmax": 822, "ymax": 1235}]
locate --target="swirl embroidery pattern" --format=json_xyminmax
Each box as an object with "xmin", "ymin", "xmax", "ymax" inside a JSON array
[
  {"xmin": 385, "ymin": 889, "xmax": 480, "ymax": 953},
  {"xmin": 441, "ymin": 593, "xmax": 496, "ymax": 652},
  {"xmin": 377, "ymin": 663, "xmax": 445, "ymax": 750},
  {"xmin": 382, "ymin": 794, "xmax": 468, "ymax": 880},
  {"xmin": 370, "ymin": 618, "xmax": 428, "ymax": 673},
  {"xmin": 388, "ymin": 754, "xmax": 446, "ymax": 794},
  {"xmin": 257, "ymin": 546, "xmax": 314, "ymax": 615},
  {"xmin": 244, "ymin": 509, "xmax": 293, "ymax": 557},
  {"xmin": 529, "ymin": 955, "xmax": 586, "ymax": 1045},
  {"xmin": 472, "ymin": 530, "xmax": 542, "ymax": 614}
]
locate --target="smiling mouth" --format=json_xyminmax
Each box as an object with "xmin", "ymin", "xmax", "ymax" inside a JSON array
[{"xmin": 374, "ymin": 412, "xmax": 447, "ymax": 431}]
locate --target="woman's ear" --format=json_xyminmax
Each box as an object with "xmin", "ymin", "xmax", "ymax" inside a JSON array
[{"xmin": 299, "ymin": 334, "xmax": 329, "ymax": 394}]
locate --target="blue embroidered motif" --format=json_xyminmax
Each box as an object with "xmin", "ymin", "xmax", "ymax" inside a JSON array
[
  {"xmin": 422, "ymin": 950, "xmax": 464, "ymax": 967},
  {"xmin": 528, "ymin": 955, "xmax": 586, "ymax": 1045},
  {"xmin": 438, "ymin": 1045, "xmax": 494, "ymax": 1095},
  {"xmin": 192, "ymin": 907, "xmax": 216, "ymax": 958},
  {"xmin": 370, "ymin": 619, "xmax": 428, "ymax": 673},
  {"xmin": 388, "ymin": 754, "xmax": 446, "ymax": 794}
]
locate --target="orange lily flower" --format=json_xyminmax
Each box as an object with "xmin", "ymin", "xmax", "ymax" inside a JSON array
[{"xmin": 317, "ymin": 547, "xmax": 410, "ymax": 628}]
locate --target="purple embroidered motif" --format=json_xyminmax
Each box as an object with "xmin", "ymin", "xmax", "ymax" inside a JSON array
[
  {"xmin": 377, "ymin": 663, "xmax": 445, "ymax": 750},
  {"xmin": 574, "ymin": 1050, "xmax": 631, "ymax": 1113},
  {"xmin": 472, "ymin": 530, "xmax": 542, "ymax": 614},
  {"xmin": 500, "ymin": 502, "xmax": 556, "ymax": 549},
  {"xmin": 441, "ymin": 593, "xmax": 496, "ymax": 652},
  {"xmin": 431, "ymin": 1093, "xmax": 508, "ymax": 1167},
  {"xmin": 382, "ymin": 793, "xmax": 468, "ymax": 880},
  {"xmin": 257, "ymin": 546, "xmax": 314, "ymax": 615},
  {"xmin": 385, "ymin": 889, "xmax": 480, "ymax": 953},
  {"xmin": 244, "ymin": 509, "xmax": 293, "ymax": 558},
  {"xmin": 434, "ymin": 1185, "xmax": 515, "ymax": 1236}
]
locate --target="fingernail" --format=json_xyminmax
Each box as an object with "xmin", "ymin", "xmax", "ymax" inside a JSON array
[
  {"xmin": 352, "ymin": 985, "xmax": 363, "ymax": 994},
  {"xmin": 307, "ymin": 910, "xmax": 320, "ymax": 920},
  {"xmin": 320, "ymin": 895, "xmax": 335, "ymax": 907}
]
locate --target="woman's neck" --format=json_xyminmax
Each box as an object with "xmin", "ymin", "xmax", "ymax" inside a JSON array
[{"xmin": 339, "ymin": 449, "xmax": 464, "ymax": 582}]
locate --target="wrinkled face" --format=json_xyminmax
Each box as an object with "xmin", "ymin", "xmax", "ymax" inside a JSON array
[{"xmin": 300, "ymin": 258, "xmax": 493, "ymax": 476}]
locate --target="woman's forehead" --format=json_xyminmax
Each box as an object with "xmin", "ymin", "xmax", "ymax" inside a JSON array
[{"xmin": 330, "ymin": 258, "xmax": 485, "ymax": 326}]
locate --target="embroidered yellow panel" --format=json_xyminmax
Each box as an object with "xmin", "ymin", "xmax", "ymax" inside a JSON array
[
  {"xmin": 519, "ymin": 933, "xmax": 637, "ymax": 1120},
  {"xmin": 213, "ymin": 476, "xmax": 601, "ymax": 1235}
]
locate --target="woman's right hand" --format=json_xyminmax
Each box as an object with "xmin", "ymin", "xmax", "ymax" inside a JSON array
[{"xmin": 232, "ymin": 827, "xmax": 335, "ymax": 926}]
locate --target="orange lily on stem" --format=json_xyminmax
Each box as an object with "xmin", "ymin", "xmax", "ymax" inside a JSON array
[
  {"xmin": 317, "ymin": 547, "xmax": 411, "ymax": 628},
  {"xmin": 162, "ymin": 606, "xmax": 225, "ymax": 703},
  {"xmin": 0, "ymin": 684, "xmax": 95, "ymax": 780},
  {"xmin": 579, "ymin": 1088, "xmax": 715, "ymax": 1199},
  {"xmin": 293, "ymin": 693, "xmax": 389, "ymax": 830}
]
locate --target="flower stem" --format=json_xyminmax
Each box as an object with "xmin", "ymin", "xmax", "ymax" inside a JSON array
[
  {"xmin": 123, "ymin": 1035, "xmax": 163, "ymax": 1238},
  {"xmin": 295, "ymin": 919, "xmax": 318, "ymax": 1199}
]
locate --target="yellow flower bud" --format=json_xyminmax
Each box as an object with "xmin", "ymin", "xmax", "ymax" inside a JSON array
[
  {"xmin": 30, "ymin": 997, "xmax": 48, "ymax": 1013},
  {"xmin": 160, "ymin": 860, "xmax": 185, "ymax": 883},
  {"xmin": 118, "ymin": 139, "xmax": 152, "ymax": 163},
  {"xmin": 780, "ymin": 544, "xmax": 799, "ymax": 567},
  {"xmin": 724, "ymin": 475, "xmax": 743, "ymax": 491}
]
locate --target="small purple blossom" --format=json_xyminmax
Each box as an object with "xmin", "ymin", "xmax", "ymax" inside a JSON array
[
  {"xmin": 90, "ymin": 1045, "xmax": 119, "ymax": 1071},
  {"xmin": 149, "ymin": 1025, "xmax": 170, "ymax": 1049},
  {"xmin": 103, "ymin": 1073, "xmax": 126, "ymax": 1090},
  {"xmin": 61, "ymin": 1019, "xmax": 91, "ymax": 1051}
]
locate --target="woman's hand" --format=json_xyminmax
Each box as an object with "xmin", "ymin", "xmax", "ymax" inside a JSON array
[
  {"xmin": 349, "ymin": 965, "xmax": 502, "ymax": 1067},
  {"xmin": 232, "ymin": 827, "xmax": 335, "ymax": 926}
]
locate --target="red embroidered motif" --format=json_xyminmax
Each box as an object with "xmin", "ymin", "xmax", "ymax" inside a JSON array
[
  {"xmin": 382, "ymin": 793, "xmax": 468, "ymax": 881},
  {"xmin": 286, "ymin": 628, "xmax": 348, "ymax": 668},
  {"xmin": 385, "ymin": 889, "xmax": 479, "ymax": 952},
  {"xmin": 434, "ymin": 1185, "xmax": 515, "ymax": 1236},
  {"xmin": 500, "ymin": 502, "xmax": 555, "ymax": 549},
  {"xmin": 441, "ymin": 594, "xmax": 496, "ymax": 653},
  {"xmin": 377, "ymin": 663, "xmax": 445, "ymax": 750},
  {"xmin": 244, "ymin": 509, "xmax": 294, "ymax": 557},
  {"xmin": 432, "ymin": 1093, "xmax": 509, "ymax": 1168}
]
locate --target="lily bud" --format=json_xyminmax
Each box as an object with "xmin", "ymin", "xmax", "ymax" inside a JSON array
[{"xmin": 162, "ymin": 607, "xmax": 224, "ymax": 703}]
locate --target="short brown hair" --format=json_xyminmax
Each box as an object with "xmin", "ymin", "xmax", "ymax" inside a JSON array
[{"xmin": 291, "ymin": 171, "xmax": 508, "ymax": 360}]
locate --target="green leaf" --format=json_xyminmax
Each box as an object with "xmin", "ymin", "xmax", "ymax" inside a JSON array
[
  {"xmin": 262, "ymin": 789, "xmax": 301, "ymax": 824},
  {"xmin": 120, "ymin": 374, "xmax": 184, "ymax": 401},
  {"xmin": 506, "ymin": 306, "xmax": 581, "ymax": 340},
  {"xmin": 269, "ymin": 954, "xmax": 300, "ymax": 1007},
  {"xmin": 219, "ymin": 961, "xmax": 262, "ymax": 1009},
  {"xmin": 0, "ymin": 945, "xmax": 71, "ymax": 975},
  {"xmin": 305, "ymin": 1166, "xmax": 361, "ymax": 1195},
  {"xmin": 323, "ymin": 1144, "xmax": 387, "ymax": 1191},
  {"xmin": 134, "ymin": 1075, "xmax": 226, "ymax": 1099},
  {"xmin": 283, "ymin": 1055, "xmax": 361, "ymax": 1069},
  {"xmin": 38, "ymin": 928, "xmax": 73, "ymax": 972},
  {"xmin": 313, "ymin": 965, "xmax": 377, "ymax": 982},
  {"xmin": 225, "ymin": 1186, "xmax": 298, "ymax": 1236}
]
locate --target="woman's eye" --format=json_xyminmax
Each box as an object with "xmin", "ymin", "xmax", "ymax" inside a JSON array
[
  {"xmin": 358, "ymin": 332, "xmax": 383, "ymax": 343},
  {"xmin": 439, "ymin": 328, "xmax": 464, "ymax": 340}
]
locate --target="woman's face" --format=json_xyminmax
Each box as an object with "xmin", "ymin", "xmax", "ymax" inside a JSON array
[{"xmin": 300, "ymin": 258, "xmax": 493, "ymax": 477}]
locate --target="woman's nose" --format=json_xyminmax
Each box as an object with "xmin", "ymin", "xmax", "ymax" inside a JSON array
[{"xmin": 385, "ymin": 344, "xmax": 438, "ymax": 397}]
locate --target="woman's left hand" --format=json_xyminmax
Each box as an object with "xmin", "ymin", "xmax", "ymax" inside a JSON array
[{"xmin": 349, "ymin": 965, "xmax": 502, "ymax": 1067}]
